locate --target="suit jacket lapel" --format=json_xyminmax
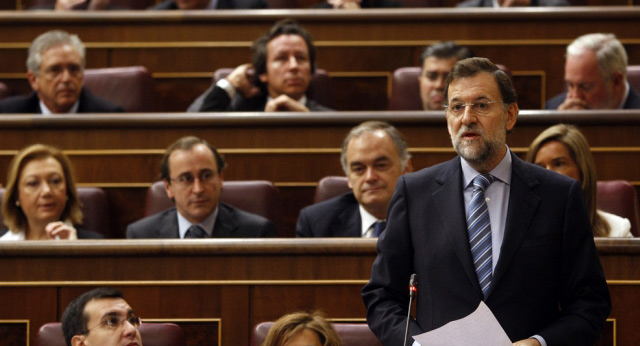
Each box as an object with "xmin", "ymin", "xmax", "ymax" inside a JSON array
[
  {"xmin": 157, "ymin": 208, "xmax": 181, "ymax": 238},
  {"xmin": 433, "ymin": 158, "xmax": 482, "ymax": 296},
  {"xmin": 331, "ymin": 202, "xmax": 361, "ymax": 237},
  {"xmin": 212, "ymin": 203, "xmax": 237, "ymax": 237},
  {"xmin": 491, "ymin": 154, "xmax": 541, "ymax": 291}
]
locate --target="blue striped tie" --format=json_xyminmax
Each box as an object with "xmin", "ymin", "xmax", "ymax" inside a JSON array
[{"xmin": 467, "ymin": 174, "xmax": 495, "ymax": 299}]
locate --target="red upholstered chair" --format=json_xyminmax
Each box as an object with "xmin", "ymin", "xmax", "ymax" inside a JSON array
[
  {"xmin": 84, "ymin": 66, "xmax": 156, "ymax": 112},
  {"xmin": 212, "ymin": 68, "xmax": 334, "ymax": 110},
  {"xmin": 144, "ymin": 180, "xmax": 281, "ymax": 226},
  {"xmin": 388, "ymin": 64, "xmax": 512, "ymax": 111},
  {"xmin": 627, "ymin": 65, "xmax": 640, "ymax": 94},
  {"xmin": 313, "ymin": 176, "xmax": 350, "ymax": 203},
  {"xmin": 597, "ymin": 180, "xmax": 640, "ymax": 237},
  {"xmin": 250, "ymin": 322, "xmax": 382, "ymax": 346},
  {"xmin": 0, "ymin": 187, "xmax": 111, "ymax": 238},
  {"xmin": 35, "ymin": 322, "xmax": 186, "ymax": 346},
  {"xmin": 0, "ymin": 81, "xmax": 11, "ymax": 100}
]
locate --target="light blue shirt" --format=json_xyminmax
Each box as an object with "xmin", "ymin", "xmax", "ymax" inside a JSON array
[{"xmin": 176, "ymin": 207, "xmax": 218, "ymax": 238}]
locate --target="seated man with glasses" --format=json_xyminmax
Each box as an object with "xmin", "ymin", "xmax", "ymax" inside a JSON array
[
  {"xmin": 62, "ymin": 287, "xmax": 142, "ymax": 346},
  {"xmin": 126, "ymin": 136, "xmax": 276, "ymax": 239},
  {"xmin": 0, "ymin": 30, "xmax": 123, "ymax": 114}
]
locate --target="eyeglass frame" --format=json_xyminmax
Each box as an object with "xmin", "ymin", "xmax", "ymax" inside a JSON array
[
  {"xmin": 443, "ymin": 100, "xmax": 507, "ymax": 117},
  {"xmin": 85, "ymin": 314, "xmax": 142, "ymax": 334},
  {"xmin": 169, "ymin": 169, "xmax": 219, "ymax": 188}
]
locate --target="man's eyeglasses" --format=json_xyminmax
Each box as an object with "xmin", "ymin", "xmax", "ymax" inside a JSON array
[
  {"xmin": 170, "ymin": 170, "xmax": 217, "ymax": 188},
  {"xmin": 86, "ymin": 315, "xmax": 141, "ymax": 334},
  {"xmin": 41, "ymin": 64, "xmax": 83, "ymax": 80},
  {"xmin": 444, "ymin": 100, "xmax": 506, "ymax": 117}
]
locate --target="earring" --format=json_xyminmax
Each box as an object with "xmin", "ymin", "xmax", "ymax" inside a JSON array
[{"xmin": 15, "ymin": 200, "xmax": 20, "ymax": 207}]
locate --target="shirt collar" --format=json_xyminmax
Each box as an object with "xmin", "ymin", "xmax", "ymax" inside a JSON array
[
  {"xmin": 358, "ymin": 204, "xmax": 382, "ymax": 236},
  {"xmin": 617, "ymin": 81, "xmax": 630, "ymax": 109},
  {"xmin": 176, "ymin": 207, "xmax": 218, "ymax": 238},
  {"xmin": 461, "ymin": 145, "xmax": 512, "ymax": 189},
  {"xmin": 39, "ymin": 99, "xmax": 79, "ymax": 115}
]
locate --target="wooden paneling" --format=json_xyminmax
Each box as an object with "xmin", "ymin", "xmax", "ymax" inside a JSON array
[{"xmin": 0, "ymin": 239, "xmax": 637, "ymax": 345}]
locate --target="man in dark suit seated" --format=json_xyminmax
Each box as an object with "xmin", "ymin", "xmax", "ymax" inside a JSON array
[
  {"xmin": 419, "ymin": 41, "xmax": 474, "ymax": 111},
  {"xmin": 0, "ymin": 30, "xmax": 123, "ymax": 114},
  {"xmin": 362, "ymin": 58, "xmax": 610, "ymax": 346},
  {"xmin": 188, "ymin": 19, "xmax": 332, "ymax": 113},
  {"xmin": 127, "ymin": 136, "xmax": 276, "ymax": 239},
  {"xmin": 546, "ymin": 33, "xmax": 640, "ymax": 110},
  {"xmin": 296, "ymin": 121, "xmax": 412, "ymax": 238},
  {"xmin": 62, "ymin": 288, "xmax": 142, "ymax": 346},
  {"xmin": 149, "ymin": 0, "xmax": 266, "ymax": 10}
]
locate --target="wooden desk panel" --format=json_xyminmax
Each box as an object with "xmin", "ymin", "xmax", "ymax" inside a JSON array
[{"xmin": 0, "ymin": 239, "xmax": 638, "ymax": 346}]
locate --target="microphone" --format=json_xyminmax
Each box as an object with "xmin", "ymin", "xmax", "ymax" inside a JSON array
[{"xmin": 403, "ymin": 274, "xmax": 418, "ymax": 346}]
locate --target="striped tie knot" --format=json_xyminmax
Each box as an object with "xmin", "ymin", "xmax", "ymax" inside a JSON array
[{"xmin": 472, "ymin": 174, "xmax": 495, "ymax": 193}]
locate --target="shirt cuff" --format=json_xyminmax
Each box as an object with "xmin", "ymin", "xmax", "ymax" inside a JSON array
[
  {"xmin": 531, "ymin": 335, "xmax": 547, "ymax": 346},
  {"xmin": 216, "ymin": 78, "xmax": 236, "ymax": 99}
]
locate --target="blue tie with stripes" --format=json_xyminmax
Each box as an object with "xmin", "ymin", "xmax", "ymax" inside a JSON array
[{"xmin": 467, "ymin": 174, "xmax": 495, "ymax": 299}]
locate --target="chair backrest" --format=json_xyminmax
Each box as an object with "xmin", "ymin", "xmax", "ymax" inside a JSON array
[
  {"xmin": 84, "ymin": 66, "xmax": 155, "ymax": 112},
  {"xmin": 35, "ymin": 322, "xmax": 186, "ymax": 346},
  {"xmin": 145, "ymin": 180, "xmax": 281, "ymax": 226},
  {"xmin": 313, "ymin": 176, "xmax": 350, "ymax": 203},
  {"xmin": 388, "ymin": 64, "xmax": 513, "ymax": 111},
  {"xmin": 627, "ymin": 65, "xmax": 640, "ymax": 94},
  {"xmin": 0, "ymin": 81, "xmax": 11, "ymax": 100},
  {"xmin": 250, "ymin": 322, "xmax": 382, "ymax": 346},
  {"xmin": 213, "ymin": 68, "xmax": 334, "ymax": 110},
  {"xmin": 597, "ymin": 180, "xmax": 640, "ymax": 236},
  {"xmin": 0, "ymin": 187, "xmax": 111, "ymax": 238}
]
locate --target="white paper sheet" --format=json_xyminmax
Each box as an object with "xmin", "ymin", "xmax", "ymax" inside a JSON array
[{"xmin": 413, "ymin": 301, "xmax": 512, "ymax": 346}]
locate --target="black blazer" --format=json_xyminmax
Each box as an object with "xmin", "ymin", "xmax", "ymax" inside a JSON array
[
  {"xmin": 187, "ymin": 85, "xmax": 333, "ymax": 112},
  {"xmin": 126, "ymin": 203, "xmax": 276, "ymax": 238},
  {"xmin": 545, "ymin": 87, "xmax": 640, "ymax": 109},
  {"xmin": 362, "ymin": 153, "xmax": 610, "ymax": 346},
  {"xmin": 0, "ymin": 88, "xmax": 124, "ymax": 114},
  {"xmin": 296, "ymin": 192, "xmax": 362, "ymax": 237},
  {"xmin": 149, "ymin": 0, "xmax": 267, "ymax": 9}
]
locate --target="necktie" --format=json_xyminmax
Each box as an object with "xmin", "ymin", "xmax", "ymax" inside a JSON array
[
  {"xmin": 185, "ymin": 225, "xmax": 207, "ymax": 238},
  {"xmin": 467, "ymin": 174, "xmax": 495, "ymax": 298},
  {"xmin": 373, "ymin": 221, "xmax": 386, "ymax": 237}
]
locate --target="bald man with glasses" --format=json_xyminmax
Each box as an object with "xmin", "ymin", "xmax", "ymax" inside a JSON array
[{"xmin": 126, "ymin": 136, "xmax": 276, "ymax": 239}]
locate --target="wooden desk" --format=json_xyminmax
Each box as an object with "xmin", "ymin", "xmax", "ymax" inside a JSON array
[
  {"xmin": 0, "ymin": 8, "xmax": 639, "ymax": 110},
  {"xmin": 0, "ymin": 111, "xmax": 638, "ymax": 236},
  {"xmin": 0, "ymin": 238, "xmax": 638, "ymax": 345}
]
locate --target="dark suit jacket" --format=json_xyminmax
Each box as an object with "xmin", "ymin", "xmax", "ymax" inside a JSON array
[
  {"xmin": 0, "ymin": 227, "xmax": 104, "ymax": 239},
  {"xmin": 457, "ymin": 0, "xmax": 568, "ymax": 6},
  {"xmin": 188, "ymin": 85, "xmax": 332, "ymax": 112},
  {"xmin": 545, "ymin": 87, "xmax": 640, "ymax": 109},
  {"xmin": 0, "ymin": 88, "xmax": 124, "ymax": 114},
  {"xmin": 149, "ymin": 0, "xmax": 267, "ymax": 9},
  {"xmin": 296, "ymin": 192, "xmax": 362, "ymax": 237},
  {"xmin": 362, "ymin": 153, "xmax": 610, "ymax": 346},
  {"xmin": 125, "ymin": 203, "xmax": 276, "ymax": 238}
]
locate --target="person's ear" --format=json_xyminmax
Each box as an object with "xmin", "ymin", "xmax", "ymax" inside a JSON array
[{"xmin": 71, "ymin": 335, "xmax": 86, "ymax": 346}]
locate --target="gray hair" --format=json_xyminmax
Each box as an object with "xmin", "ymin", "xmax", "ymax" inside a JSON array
[
  {"xmin": 26, "ymin": 30, "xmax": 85, "ymax": 76},
  {"xmin": 340, "ymin": 121, "xmax": 411, "ymax": 174},
  {"xmin": 566, "ymin": 33, "xmax": 627, "ymax": 80}
]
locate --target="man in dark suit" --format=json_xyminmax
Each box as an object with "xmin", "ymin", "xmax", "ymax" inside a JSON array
[
  {"xmin": 188, "ymin": 19, "xmax": 332, "ymax": 113},
  {"xmin": 0, "ymin": 30, "xmax": 123, "ymax": 114},
  {"xmin": 546, "ymin": 33, "xmax": 640, "ymax": 110},
  {"xmin": 149, "ymin": 0, "xmax": 266, "ymax": 10},
  {"xmin": 296, "ymin": 121, "xmax": 412, "ymax": 237},
  {"xmin": 126, "ymin": 136, "xmax": 276, "ymax": 239},
  {"xmin": 362, "ymin": 58, "xmax": 610, "ymax": 346}
]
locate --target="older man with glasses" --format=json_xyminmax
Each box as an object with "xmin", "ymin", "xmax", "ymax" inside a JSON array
[
  {"xmin": 126, "ymin": 136, "xmax": 276, "ymax": 239},
  {"xmin": 0, "ymin": 30, "xmax": 123, "ymax": 114},
  {"xmin": 62, "ymin": 287, "xmax": 142, "ymax": 346}
]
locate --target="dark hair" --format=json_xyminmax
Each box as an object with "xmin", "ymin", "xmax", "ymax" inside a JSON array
[
  {"xmin": 61, "ymin": 288, "xmax": 123, "ymax": 346},
  {"xmin": 444, "ymin": 57, "xmax": 517, "ymax": 105},
  {"xmin": 160, "ymin": 136, "xmax": 226, "ymax": 182},
  {"xmin": 420, "ymin": 41, "xmax": 474, "ymax": 69},
  {"xmin": 252, "ymin": 19, "xmax": 316, "ymax": 92},
  {"xmin": 262, "ymin": 311, "xmax": 342, "ymax": 346}
]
